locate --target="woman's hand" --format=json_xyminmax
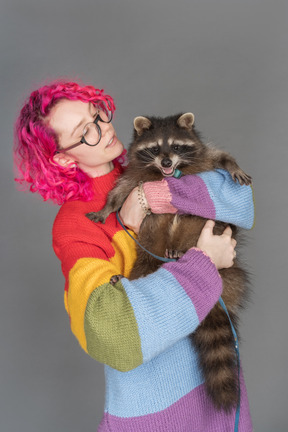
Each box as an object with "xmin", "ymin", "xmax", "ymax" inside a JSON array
[
  {"xmin": 196, "ymin": 220, "xmax": 237, "ymax": 269},
  {"xmin": 119, "ymin": 187, "xmax": 147, "ymax": 234}
]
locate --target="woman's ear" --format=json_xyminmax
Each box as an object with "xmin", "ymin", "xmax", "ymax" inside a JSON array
[{"xmin": 52, "ymin": 152, "xmax": 77, "ymax": 168}]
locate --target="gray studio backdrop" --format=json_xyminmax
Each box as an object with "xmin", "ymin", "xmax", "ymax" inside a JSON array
[{"xmin": 1, "ymin": 0, "xmax": 287, "ymax": 431}]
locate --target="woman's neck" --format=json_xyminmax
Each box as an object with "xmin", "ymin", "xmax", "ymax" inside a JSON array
[
  {"xmin": 80, "ymin": 161, "xmax": 114, "ymax": 178},
  {"xmin": 90, "ymin": 162, "xmax": 122, "ymax": 199}
]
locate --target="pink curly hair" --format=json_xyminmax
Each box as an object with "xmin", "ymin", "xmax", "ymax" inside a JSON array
[{"xmin": 14, "ymin": 80, "xmax": 126, "ymax": 205}]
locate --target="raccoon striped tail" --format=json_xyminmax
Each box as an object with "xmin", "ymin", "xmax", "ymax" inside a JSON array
[{"xmin": 191, "ymin": 305, "xmax": 239, "ymax": 412}]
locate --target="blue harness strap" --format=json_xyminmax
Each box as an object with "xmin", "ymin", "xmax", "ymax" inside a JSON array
[
  {"xmin": 116, "ymin": 196, "xmax": 241, "ymax": 431},
  {"xmin": 116, "ymin": 210, "xmax": 176, "ymax": 263}
]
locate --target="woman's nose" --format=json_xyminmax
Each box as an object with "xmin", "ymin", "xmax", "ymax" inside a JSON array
[{"xmin": 99, "ymin": 120, "xmax": 112, "ymax": 137}]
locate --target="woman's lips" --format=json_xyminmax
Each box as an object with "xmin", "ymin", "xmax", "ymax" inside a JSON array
[{"xmin": 106, "ymin": 135, "xmax": 117, "ymax": 148}]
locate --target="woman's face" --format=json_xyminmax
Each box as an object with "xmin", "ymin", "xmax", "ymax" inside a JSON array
[{"xmin": 48, "ymin": 99, "xmax": 124, "ymax": 177}]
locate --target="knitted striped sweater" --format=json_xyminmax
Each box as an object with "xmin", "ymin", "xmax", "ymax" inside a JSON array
[{"xmin": 52, "ymin": 163, "xmax": 254, "ymax": 432}]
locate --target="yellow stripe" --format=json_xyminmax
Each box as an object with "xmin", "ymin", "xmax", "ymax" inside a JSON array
[
  {"xmin": 64, "ymin": 291, "xmax": 69, "ymax": 314},
  {"xmin": 67, "ymin": 230, "xmax": 137, "ymax": 351}
]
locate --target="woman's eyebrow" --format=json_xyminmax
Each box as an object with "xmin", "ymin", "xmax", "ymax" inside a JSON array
[{"xmin": 71, "ymin": 119, "xmax": 85, "ymax": 137}]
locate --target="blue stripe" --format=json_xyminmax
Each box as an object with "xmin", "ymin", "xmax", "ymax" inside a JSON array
[
  {"xmin": 122, "ymin": 267, "xmax": 199, "ymax": 363},
  {"xmin": 104, "ymin": 336, "xmax": 204, "ymax": 417},
  {"xmin": 197, "ymin": 169, "xmax": 254, "ymax": 229}
]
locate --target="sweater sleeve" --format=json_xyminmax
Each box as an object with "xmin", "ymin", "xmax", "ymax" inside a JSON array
[
  {"xmin": 53, "ymin": 216, "xmax": 222, "ymax": 372},
  {"xmin": 143, "ymin": 169, "xmax": 255, "ymax": 229}
]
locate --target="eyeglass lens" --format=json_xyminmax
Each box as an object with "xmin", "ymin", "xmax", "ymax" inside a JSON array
[{"xmin": 83, "ymin": 104, "xmax": 113, "ymax": 146}]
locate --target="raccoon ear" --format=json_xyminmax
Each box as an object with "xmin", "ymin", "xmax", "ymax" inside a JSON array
[
  {"xmin": 177, "ymin": 113, "xmax": 195, "ymax": 130},
  {"xmin": 134, "ymin": 116, "xmax": 152, "ymax": 136}
]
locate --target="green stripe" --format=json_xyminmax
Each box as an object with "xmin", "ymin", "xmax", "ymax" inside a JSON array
[{"xmin": 84, "ymin": 280, "xmax": 143, "ymax": 371}]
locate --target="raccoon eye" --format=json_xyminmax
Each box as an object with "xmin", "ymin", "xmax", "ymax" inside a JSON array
[
  {"xmin": 150, "ymin": 146, "xmax": 160, "ymax": 155},
  {"xmin": 171, "ymin": 144, "xmax": 180, "ymax": 152}
]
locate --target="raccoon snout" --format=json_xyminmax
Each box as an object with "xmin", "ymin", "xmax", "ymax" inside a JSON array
[{"xmin": 161, "ymin": 158, "xmax": 172, "ymax": 168}]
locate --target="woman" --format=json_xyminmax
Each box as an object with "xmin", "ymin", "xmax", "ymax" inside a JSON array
[{"xmin": 14, "ymin": 80, "xmax": 254, "ymax": 431}]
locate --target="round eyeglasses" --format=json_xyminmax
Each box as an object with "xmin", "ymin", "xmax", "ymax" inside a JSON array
[{"xmin": 56, "ymin": 103, "xmax": 113, "ymax": 153}]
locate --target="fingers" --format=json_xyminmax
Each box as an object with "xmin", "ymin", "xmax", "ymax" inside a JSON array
[
  {"xmin": 119, "ymin": 187, "xmax": 145, "ymax": 234},
  {"xmin": 222, "ymin": 225, "xmax": 232, "ymax": 237},
  {"xmin": 203, "ymin": 221, "xmax": 236, "ymax": 244},
  {"xmin": 203, "ymin": 220, "xmax": 215, "ymax": 233},
  {"xmin": 196, "ymin": 221, "xmax": 238, "ymax": 269}
]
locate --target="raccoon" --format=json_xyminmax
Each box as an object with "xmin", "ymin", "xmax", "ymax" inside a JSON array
[{"xmin": 87, "ymin": 113, "xmax": 252, "ymax": 411}]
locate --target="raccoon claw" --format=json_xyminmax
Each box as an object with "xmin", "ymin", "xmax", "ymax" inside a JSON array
[
  {"xmin": 110, "ymin": 274, "xmax": 123, "ymax": 285},
  {"xmin": 164, "ymin": 249, "xmax": 184, "ymax": 260},
  {"xmin": 86, "ymin": 212, "xmax": 106, "ymax": 223},
  {"xmin": 232, "ymin": 171, "xmax": 252, "ymax": 186}
]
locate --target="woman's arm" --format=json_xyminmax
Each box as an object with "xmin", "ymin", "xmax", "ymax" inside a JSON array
[
  {"xmin": 53, "ymin": 216, "xmax": 229, "ymax": 372},
  {"xmin": 143, "ymin": 169, "xmax": 255, "ymax": 229}
]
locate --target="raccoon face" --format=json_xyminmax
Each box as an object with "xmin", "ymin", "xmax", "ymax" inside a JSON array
[
  {"xmin": 134, "ymin": 138, "xmax": 198, "ymax": 177},
  {"xmin": 129, "ymin": 113, "xmax": 205, "ymax": 177}
]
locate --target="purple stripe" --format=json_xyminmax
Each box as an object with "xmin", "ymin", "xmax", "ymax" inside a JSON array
[
  {"xmin": 98, "ymin": 372, "xmax": 252, "ymax": 432},
  {"xmin": 167, "ymin": 175, "xmax": 216, "ymax": 219},
  {"xmin": 163, "ymin": 248, "xmax": 222, "ymax": 322}
]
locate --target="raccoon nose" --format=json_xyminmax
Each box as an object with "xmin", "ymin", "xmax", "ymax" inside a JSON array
[{"xmin": 161, "ymin": 158, "xmax": 172, "ymax": 168}]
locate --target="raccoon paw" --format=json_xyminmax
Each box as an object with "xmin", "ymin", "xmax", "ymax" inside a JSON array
[
  {"xmin": 110, "ymin": 274, "xmax": 123, "ymax": 285},
  {"xmin": 86, "ymin": 211, "xmax": 106, "ymax": 223},
  {"xmin": 164, "ymin": 249, "xmax": 184, "ymax": 260},
  {"xmin": 231, "ymin": 169, "xmax": 252, "ymax": 186}
]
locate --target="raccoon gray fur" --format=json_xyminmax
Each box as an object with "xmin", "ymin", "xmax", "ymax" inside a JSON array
[{"xmin": 86, "ymin": 112, "xmax": 252, "ymax": 412}]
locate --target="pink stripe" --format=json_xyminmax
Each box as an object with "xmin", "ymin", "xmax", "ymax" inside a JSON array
[
  {"xmin": 98, "ymin": 374, "xmax": 252, "ymax": 432},
  {"xmin": 143, "ymin": 179, "xmax": 177, "ymax": 214}
]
